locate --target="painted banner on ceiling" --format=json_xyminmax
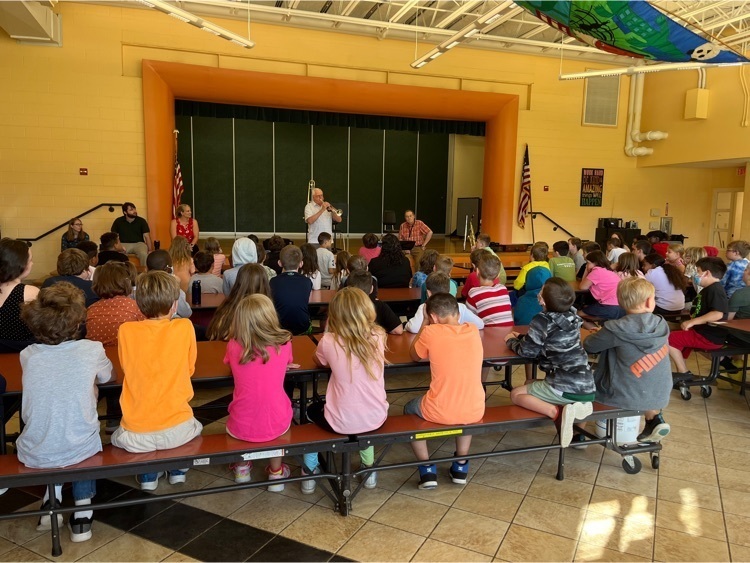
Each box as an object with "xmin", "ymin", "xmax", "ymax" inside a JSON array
[{"xmin": 514, "ymin": 1, "xmax": 749, "ymax": 64}]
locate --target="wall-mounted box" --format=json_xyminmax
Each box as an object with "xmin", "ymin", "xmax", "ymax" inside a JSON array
[{"xmin": 684, "ymin": 88, "xmax": 709, "ymax": 120}]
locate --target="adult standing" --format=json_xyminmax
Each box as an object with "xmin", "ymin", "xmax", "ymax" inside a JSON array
[
  {"xmin": 169, "ymin": 204, "xmax": 200, "ymax": 254},
  {"xmin": 111, "ymin": 202, "xmax": 152, "ymax": 266},
  {"xmin": 399, "ymin": 210, "xmax": 433, "ymax": 267},
  {"xmin": 61, "ymin": 218, "xmax": 89, "ymax": 251},
  {"xmin": 304, "ymin": 188, "xmax": 342, "ymax": 245}
]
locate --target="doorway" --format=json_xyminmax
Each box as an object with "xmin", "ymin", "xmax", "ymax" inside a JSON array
[{"xmin": 709, "ymin": 189, "xmax": 743, "ymax": 249}]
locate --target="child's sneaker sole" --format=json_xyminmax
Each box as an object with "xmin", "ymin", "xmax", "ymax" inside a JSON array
[
  {"xmin": 68, "ymin": 518, "xmax": 93, "ymax": 543},
  {"xmin": 560, "ymin": 402, "xmax": 593, "ymax": 448},
  {"xmin": 638, "ymin": 423, "xmax": 671, "ymax": 443},
  {"xmin": 168, "ymin": 469, "xmax": 189, "ymax": 485},
  {"xmin": 136, "ymin": 472, "xmax": 164, "ymax": 491}
]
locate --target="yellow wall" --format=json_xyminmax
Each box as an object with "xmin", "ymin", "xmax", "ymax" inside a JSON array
[
  {"xmin": 449, "ymin": 135, "xmax": 485, "ymax": 234},
  {"xmin": 0, "ymin": 2, "xmax": 745, "ymax": 275}
]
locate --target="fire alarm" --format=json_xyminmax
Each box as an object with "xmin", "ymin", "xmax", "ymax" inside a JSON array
[{"xmin": 79, "ymin": 168, "xmax": 88, "ymax": 176}]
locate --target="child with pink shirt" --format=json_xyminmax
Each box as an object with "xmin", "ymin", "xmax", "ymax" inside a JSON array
[
  {"xmin": 204, "ymin": 237, "xmax": 226, "ymax": 277},
  {"xmin": 224, "ymin": 294, "xmax": 295, "ymax": 489},
  {"xmin": 300, "ymin": 287, "xmax": 388, "ymax": 494},
  {"xmin": 578, "ymin": 250, "xmax": 625, "ymax": 327}
]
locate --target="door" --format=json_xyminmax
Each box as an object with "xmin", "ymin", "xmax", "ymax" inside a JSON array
[{"xmin": 710, "ymin": 189, "xmax": 741, "ymax": 249}]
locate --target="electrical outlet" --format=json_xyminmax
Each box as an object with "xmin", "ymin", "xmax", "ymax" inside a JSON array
[{"xmin": 650, "ymin": 208, "xmax": 660, "ymax": 217}]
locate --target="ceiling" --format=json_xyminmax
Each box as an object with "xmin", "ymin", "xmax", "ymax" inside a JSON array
[{"xmin": 144, "ymin": 0, "xmax": 750, "ymax": 64}]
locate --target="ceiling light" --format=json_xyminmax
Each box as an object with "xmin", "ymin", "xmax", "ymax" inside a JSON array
[
  {"xmin": 428, "ymin": 51, "xmax": 443, "ymax": 59},
  {"xmin": 201, "ymin": 27, "xmax": 221, "ymax": 35},
  {"xmin": 230, "ymin": 38, "xmax": 251, "ymax": 48},
  {"xmin": 137, "ymin": 0, "xmax": 155, "ymax": 7},
  {"xmin": 464, "ymin": 28, "xmax": 479, "ymax": 38},
  {"xmin": 483, "ymin": 14, "xmax": 501, "ymax": 25},
  {"xmin": 445, "ymin": 41, "xmax": 460, "ymax": 49},
  {"xmin": 412, "ymin": 61, "xmax": 427, "ymax": 69},
  {"xmin": 167, "ymin": 12, "xmax": 191, "ymax": 23}
]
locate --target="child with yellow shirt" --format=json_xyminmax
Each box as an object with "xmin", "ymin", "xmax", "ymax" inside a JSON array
[
  {"xmin": 111, "ymin": 270, "xmax": 203, "ymax": 491},
  {"xmin": 513, "ymin": 242, "xmax": 551, "ymax": 291}
]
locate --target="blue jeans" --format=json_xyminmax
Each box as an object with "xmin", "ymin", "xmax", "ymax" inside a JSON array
[
  {"xmin": 71, "ymin": 480, "xmax": 96, "ymax": 501},
  {"xmin": 139, "ymin": 469, "xmax": 186, "ymax": 483}
]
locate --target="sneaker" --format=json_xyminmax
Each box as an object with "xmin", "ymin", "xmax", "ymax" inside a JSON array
[
  {"xmin": 449, "ymin": 457, "xmax": 469, "ymax": 485},
  {"xmin": 558, "ymin": 402, "xmax": 594, "ymax": 448},
  {"xmin": 361, "ymin": 465, "xmax": 377, "ymax": 489},
  {"xmin": 266, "ymin": 463, "xmax": 291, "ymax": 492},
  {"xmin": 232, "ymin": 462, "xmax": 253, "ymax": 484},
  {"xmin": 418, "ymin": 464, "xmax": 438, "ymax": 490},
  {"xmin": 300, "ymin": 465, "xmax": 321, "ymax": 495},
  {"xmin": 68, "ymin": 516, "xmax": 93, "ymax": 543},
  {"xmin": 672, "ymin": 371, "xmax": 694, "ymax": 386},
  {"xmin": 637, "ymin": 414, "xmax": 671, "ymax": 443},
  {"xmin": 720, "ymin": 357, "xmax": 740, "ymax": 374},
  {"xmin": 0, "ymin": 488, "xmax": 7, "ymax": 495},
  {"xmin": 136, "ymin": 472, "xmax": 164, "ymax": 491},
  {"xmin": 168, "ymin": 469, "xmax": 189, "ymax": 485},
  {"xmin": 36, "ymin": 500, "xmax": 63, "ymax": 531},
  {"xmin": 104, "ymin": 421, "xmax": 120, "ymax": 435}
]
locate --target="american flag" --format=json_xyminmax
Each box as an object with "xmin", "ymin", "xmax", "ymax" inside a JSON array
[
  {"xmin": 172, "ymin": 158, "xmax": 184, "ymax": 220},
  {"xmin": 517, "ymin": 145, "xmax": 531, "ymax": 228}
]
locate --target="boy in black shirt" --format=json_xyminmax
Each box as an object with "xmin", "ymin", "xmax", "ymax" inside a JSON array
[
  {"xmin": 270, "ymin": 245, "xmax": 313, "ymax": 335},
  {"xmin": 346, "ymin": 270, "xmax": 403, "ymax": 334},
  {"xmin": 98, "ymin": 232, "xmax": 129, "ymax": 266},
  {"xmin": 668, "ymin": 257, "xmax": 728, "ymax": 378}
]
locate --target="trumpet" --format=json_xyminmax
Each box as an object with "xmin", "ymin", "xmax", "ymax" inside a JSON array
[{"xmin": 327, "ymin": 205, "xmax": 344, "ymax": 217}]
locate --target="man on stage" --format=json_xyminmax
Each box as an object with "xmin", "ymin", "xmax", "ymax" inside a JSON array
[
  {"xmin": 399, "ymin": 210, "xmax": 433, "ymax": 265},
  {"xmin": 304, "ymin": 187, "xmax": 342, "ymax": 245}
]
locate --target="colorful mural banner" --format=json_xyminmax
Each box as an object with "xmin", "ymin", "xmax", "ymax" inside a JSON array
[{"xmin": 514, "ymin": 0, "xmax": 749, "ymax": 64}]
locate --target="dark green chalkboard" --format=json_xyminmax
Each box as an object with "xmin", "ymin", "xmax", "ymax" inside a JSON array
[
  {"xmin": 417, "ymin": 133, "xmax": 449, "ymax": 233},
  {"xmin": 384, "ymin": 131, "xmax": 418, "ymax": 224},
  {"xmin": 349, "ymin": 128, "xmax": 384, "ymax": 234},
  {"xmin": 235, "ymin": 120, "xmax": 274, "ymax": 233},
  {"xmin": 175, "ymin": 115, "xmax": 193, "ymax": 216},
  {"xmin": 191, "ymin": 117, "xmax": 234, "ymax": 232},
  {"xmin": 312, "ymin": 125, "xmax": 348, "ymax": 235},
  {"xmin": 274, "ymin": 123, "xmax": 311, "ymax": 233}
]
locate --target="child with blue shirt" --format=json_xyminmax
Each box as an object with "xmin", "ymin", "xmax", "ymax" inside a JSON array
[{"xmin": 721, "ymin": 240, "xmax": 749, "ymax": 298}]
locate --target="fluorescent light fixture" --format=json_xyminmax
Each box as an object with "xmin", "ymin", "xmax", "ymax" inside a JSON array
[
  {"xmin": 464, "ymin": 28, "xmax": 479, "ymax": 37},
  {"xmin": 414, "ymin": 61, "xmax": 427, "ymax": 68},
  {"xmin": 483, "ymin": 14, "xmax": 501, "ymax": 25},
  {"xmin": 428, "ymin": 51, "xmax": 443, "ymax": 60},
  {"xmin": 141, "ymin": 0, "xmax": 254, "ymax": 48},
  {"xmin": 445, "ymin": 41, "xmax": 460, "ymax": 50},
  {"xmin": 557, "ymin": 61, "xmax": 746, "ymax": 80}
]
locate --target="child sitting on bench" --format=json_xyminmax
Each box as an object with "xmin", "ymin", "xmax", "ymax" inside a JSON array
[
  {"xmin": 224, "ymin": 294, "xmax": 294, "ymax": 488},
  {"xmin": 407, "ymin": 293, "xmax": 485, "ymax": 489},
  {"xmin": 504, "ymin": 277, "xmax": 595, "ymax": 447},
  {"xmin": 111, "ymin": 270, "xmax": 203, "ymax": 491},
  {"xmin": 17, "ymin": 283, "xmax": 114, "ymax": 543},
  {"xmin": 301, "ymin": 287, "xmax": 389, "ymax": 493},
  {"xmin": 583, "ymin": 277, "xmax": 672, "ymax": 442}
]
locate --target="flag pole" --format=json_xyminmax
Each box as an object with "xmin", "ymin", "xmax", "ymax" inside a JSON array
[{"xmin": 529, "ymin": 173, "xmax": 536, "ymax": 244}]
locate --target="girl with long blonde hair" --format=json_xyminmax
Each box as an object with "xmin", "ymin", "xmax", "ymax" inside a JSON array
[
  {"xmin": 300, "ymin": 287, "xmax": 389, "ymax": 494},
  {"xmin": 168, "ymin": 235, "xmax": 195, "ymax": 293},
  {"xmin": 224, "ymin": 294, "xmax": 293, "ymax": 488},
  {"xmin": 207, "ymin": 264, "xmax": 270, "ymax": 341}
]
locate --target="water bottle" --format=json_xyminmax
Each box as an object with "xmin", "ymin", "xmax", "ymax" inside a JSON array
[{"xmin": 192, "ymin": 280, "xmax": 201, "ymax": 305}]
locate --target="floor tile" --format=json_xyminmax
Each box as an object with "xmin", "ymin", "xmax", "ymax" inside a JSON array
[
  {"xmin": 655, "ymin": 499, "xmax": 727, "ymax": 541},
  {"xmin": 496, "ymin": 524, "xmax": 576, "ymax": 562},
  {"xmin": 527, "ymin": 472, "xmax": 594, "ymax": 508},
  {"xmin": 539, "ymin": 454, "xmax": 601, "ymax": 485},
  {"xmin": 514, "ymin": 496, "xmax": 585, "ymax": 540},
  {"xmin": 430, "ymin": 508, "xmax": 508, "ymax": 556},
  {"xmin": 246, "ymin": 535, "xmax": 332, "ymax": 562},
  {"xmin": 725, "ymin": 514, "xmax": 750, "ymax": 547},
  {"xmin": 179, "ymin": 518, "xmax": 274, "ymax": 562},
  {"xmin": 657, "ymin": 476, "xmax": 722, "ymax": 511},
  {"xmin": 180, "ymin": 477, "xmax": 262, "ymax": 516},
  {"xmin": 0, "ymin": 538, "xmax": 15, "ymax": 558},
  {"xmin": 161, "ymin": 553, "xmax": 200, "ymax": 562},
  {"xmin": 317, "ymin": 486, "xmax": 392, "ymax": 519},
  {"xmin": 587, "ymin": 486, "xmax": 656, "ymax": 519},
  {"xmin": 0, "ymin": 504, "xmax": 47, "ymax": 546},
  {"xmin": 708, "ymin": 418, "xmax": 750, "ymax": 438},
  {"xmin": 230, "ymin": 490, "xmax": 312, "ymax": 534},
  {"xmin": 665, "ymin": 423, "xmax": 712, "ymax": 446},
  {"xmin": 660, "ymin": 440, "xmax": 715, "ymax": 466},
  {"xmin": 578, "ymin": 511, "xmax": 654, "ymax": 559},
  {"xmin": 595, "ymin": 463, "xmax": 657, "ymax": 498},
  {"xmin": 370, "ymin": 493, "xmax": 448, "ymax": 537},
  {"xmin": 337, "ymin": 521, "xmax": 424, "ymax": 562},
  {"xmin": 94, "ymin": 490, "xmax": 174, "ymax": 532},
  {"xmin": 657, "ymin": 457, "xmax": 717, "ymax": 486},
  {"xmin": 720, "ymin": 488, "xmax": 750, "ymax": 518},
  {"xmin": 709, "ymin": 432, "xmax": 750, "ymax": 453},
  {"xmin": 396, "ymin": 472, "xmax": 467, "ymax": 505},
  {"xmin": 22, "ymin": 521, "xmax": 125, "ymax": 561},
  {"xmin": 713, "ymin": 447, "xmax": 750, "ymax": 472},
  {"xmin": 573, "ymin": 541, "xmax": 651, "ymax": 562},
  {"xmin": 653, "ymin": 527, "xmax": 730, "ymax": 562},
  {"xmin": 281, "ymin": 505, "xmax": 365, "ymax": 553},
  {"xmin": 129, "ymin": 503, "xmax": 222, "ymax": 551},
  {"xmin": 412, "ymin": 538, "xmax": 492, "ymax": 562},
  {"xmin": 452, "ymin": 482, "xmax": 524, "ymax": 522},
  {"xmin": 470, "ymin": 460, "xmax": 535, "ymax": 494},
  {"xmin": 0, "ymin": 546, "xmax": 50, "ymax": 562},
  {"xmin": 78, "ymin": 534, "xmax": 174, "ymax": 562},
  {"xmin": 730, "ymin": 543, "xmax": 750, "ymax": 561}
]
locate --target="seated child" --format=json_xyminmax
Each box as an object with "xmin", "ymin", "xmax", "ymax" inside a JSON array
[
  {"xmin": 76, "ymin": 240, "xmax": 99, "ymax": 280},
  {"xmin": 514, "ymin": 242, "xmax": 550, "ymax": 291},
  {"xmin": 43, "ymin": 248, "xmax": 99, "ymax": 307},
  {"xmin": 728, "ymin": 264, "xmax": 750, "ymax": 320},
  {"xmin": 255, "ymin": 244, "xmax": 277, "ymax": 281},
  {"xmin": 358, "ymin": 233, "xmax": 381, "ymax": 264},
  {"xmin": 225, "ymin": 294, "xmax": 293, "ymax": 488},
  {"xmin": 466, "ymin": 254, "xmax": 513, "ymax": 327},
  {"xmin": 270, "ymin": 245, "xmax": 313, "ymax": 335},
  {"xmin": 408, "ymin": 272, "xmax": 483, "ymax": 333},
  {"xmin": 606, "ymin": 237, "xmax": 627, "ymax": 265},
  {"xmin": 204, "ymin": 237, "xmax": 226, "ymax": 277},
  {"xmin": 420, "ymin": 255, "xmax": 458, "ymax": 303},
  {"xmin": 666, "ymin": 243, "xmax": 686, "ymax": 274},
  {"xmin": 614, "ymin": 252, "xmax": 645, "ymax": 280},
  {"xmin": 411, "ymin": 249, "xmax": 439, "ymax": 290},
  {"xmin": 568, "ymin": 237, "xmax": 585, "ymax": 272},
  {"xmin": 576, "ymin": 241, "xmax": 601, "ymax": 280},
  {"xmin": 721, "ymin": 240, "xmax": 750, "ymax": 298},
  {"xmin": 111, "ymin": 270, "xmax": 203, "ymax": 490},
  {"xmin": 583, "ymin": 278, "xmax": 672, "ymax": 442},
  {"xmin": 98, "ymin": 232, "xmax": 128, "ymax": 266},
  {"xmin": 548, "ymin": 241, "xmax": 576, "ymax": 282},
  {"xmin": 169, "ymin": 235, "xmax": 196, "ymax": 294},
  {"xmin": 504, "ymin": 278, "xmax": 595, "ymax": 447},
  {"xmin": 301, "ymin": 287, "xmax": 389, "ymax": 493},
  {"xmin": 342, "ymin": 254, "xmax": 378, "ymax": 298},
  {"xmin": 189, "ymin": 251, "xmax": 224, "ymax": 294},
  {"xmin": 330, "ymin": 250, "xmax": 351, "ymax": 291},
  {"xmin": 668, "ymin": 257, "xmax": 729, "ymax": 379},
  {"xmin": 461, "ymin": 248, "xmax": 502, "ymax": 299},
  {"xmin": 301, "ymin": 243, "xmax": 322, "ymax": 290},
  {"xmin": 347, "ymin": 270, "xmax": 403, "ymax": 334},
  {"xmin": 17, "ymin": 283, "xmax": 114, "ymax": 542},
  {"xmin": 513, "ymin": 267, "xmax": 552, "ymax": 326},
  {"xmin": 472, "ymin": 233, "xmax": 497, "ymax": 256},
  {"xmin": 407, "ymin": 293, "xmax": 485, "ymax": 489},
  {"xmin": 316, "ymin": 232, "xmax": 337, "ymax": 289},
  {"xmin": 224, "ymin": 238, "xmax": 258, "ymax": 296},
  {"xmin": 146, "ymin": 250, "xmax": 192, "ymax": 319},
  {"xmin": 579, "ymin": 250, "xmax": 625, "ymax": 325}
]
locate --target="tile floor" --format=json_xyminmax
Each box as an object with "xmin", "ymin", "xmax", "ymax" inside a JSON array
[{"xmin": 2, "ymin": 354, "xmax": 749, "ymax": 562}]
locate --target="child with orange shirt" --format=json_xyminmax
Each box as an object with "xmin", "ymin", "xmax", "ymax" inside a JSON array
[
  {"xmin": 110, "ymin": 270, "xmax": 202, "ymax": 490},
  {"xmin": 407, "ymin": 293, "xmax": 485, "ymax": 489}
]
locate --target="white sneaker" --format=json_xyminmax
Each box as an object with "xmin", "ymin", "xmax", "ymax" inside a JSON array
[
  {"xmin": 168, "ymin": 469, "xmax": 189, "ymax": 485},
  {"xmin": 36, "ymin": 500, "xmax": 63, "ymax": 531},
  {"xmin": 362, "ymin": 466, "xmax": 377, "ymax": 489},
  {"xmin": 136, "ymin": 472, "xmax": 164, "ymax": 491},
  {"xmin": 266, "ymin": 463, "xmax": 291, "ymax": 492},
  {"xmin": 559, "ymin": 402, "xmax": 593, "ymax": 448},
  {"xmin": 0, "ymin": 488, "xmax": 7, "ymax": 495},
  {"xmin": 300, "ymin": 466, "xmax": 321, "ymax": 494},
  {"xmin": 232, "ymin": 462, "xmax": 252, "ymax": 484}
]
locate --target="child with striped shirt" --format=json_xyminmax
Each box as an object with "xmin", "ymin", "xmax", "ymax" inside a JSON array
[{"xmin": 465, "ymin": 254, "xmax": 513, "ymax": 327}]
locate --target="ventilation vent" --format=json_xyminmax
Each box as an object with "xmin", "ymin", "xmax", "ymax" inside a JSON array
[{"xmin": 583, "ymin": 74, "xmax": 620, "ymax": 127}]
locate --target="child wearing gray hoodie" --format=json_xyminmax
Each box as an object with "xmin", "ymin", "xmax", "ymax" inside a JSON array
[{"xmin": 583, "ymin": 277, "xmax": 672, "ymax": 442}]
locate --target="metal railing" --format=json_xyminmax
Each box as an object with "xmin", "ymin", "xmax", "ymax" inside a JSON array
[
  {"xmin": 18, "ymin": 203, "xmax": 122, "ymax": 246},
  {"xmin": 529, "ymin": 212, "xmax": 575, "ymax": 238}
]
